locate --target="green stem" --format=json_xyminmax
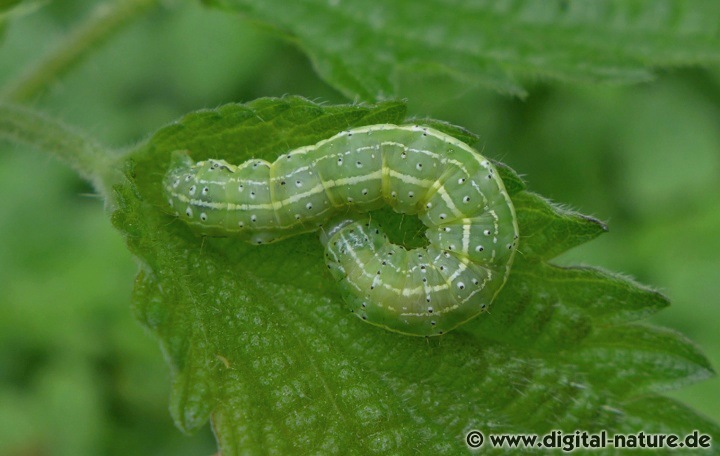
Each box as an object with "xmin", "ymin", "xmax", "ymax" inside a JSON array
[
  {"xmin": 1, "ymin": 0, "xmax": 159, "ymax": 103},
  {"xmin": 0, "ymin": 102, "xmax": 121, "ymax": 198}
]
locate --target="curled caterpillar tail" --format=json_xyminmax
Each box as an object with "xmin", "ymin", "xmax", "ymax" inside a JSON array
[
  {"xmin": 321, "ymin": 218, "xmax": 508, "ymax": 336},
  {"xmin": 164, "ymin": 124, "xmax": 519, "ymax": 336}
]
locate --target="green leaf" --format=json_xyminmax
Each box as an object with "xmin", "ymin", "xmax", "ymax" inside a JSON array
[
  {"xmin": 514, "ymin": 191, "xmax": 608, "ymax": 260},
  {"xmin": 113, "ymin": 97, "xmax": 718, "ymax": 454},
  {"xmin": 570, "ymin": 324, "xmax": 715, "ymax": 396},
  {"xmin": 202, "ymin": 0, "xmax": 720, "ymax": 100},
  {"xmin": 620, "ymin": 395, "xmax": 720, "ymax": 436}
]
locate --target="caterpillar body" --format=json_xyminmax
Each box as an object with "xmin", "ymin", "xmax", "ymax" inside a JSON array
[{"xmin": 164, "ymin": 124, "xmax": 518, "ymax": 336}]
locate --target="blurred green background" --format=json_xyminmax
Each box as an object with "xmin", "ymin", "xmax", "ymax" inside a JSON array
[{"xmin": 1, "ymin": 1, "xmax": 718, "ymax": 454}]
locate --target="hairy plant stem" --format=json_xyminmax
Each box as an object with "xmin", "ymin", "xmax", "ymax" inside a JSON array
[
  {"xmin": 0, "ymin": 102, "xmax": 122, "ymax": 199},
  {"xmin": 1, "ymin": 0, "xmax": 159, "ymax": 103}
]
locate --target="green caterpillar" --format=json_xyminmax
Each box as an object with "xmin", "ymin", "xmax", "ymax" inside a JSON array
[{"xmin": 164, "ymin": 124, "xmax": 519, "ymax": 336}]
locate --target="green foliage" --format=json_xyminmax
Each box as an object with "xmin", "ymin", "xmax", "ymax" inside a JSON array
[
  {"xmin": 0, "ymin": 147, "xmax": 216, "ymax": 456},
  {"xmin": 0, "ymin": 0, "xmax": 22, "ymax": 10},
  {"xmin": 204, "ymin": 0, "xmax": 720, "ymax": 99},
  {"xmin": 0, "ymin": 0, "xmax": 21, "ymax": 40},
  {"xmin": 1, "ymin": 1, "xmax": 719, "ymax": 454},
  {"xmin": 110, "ymin": 97, "xmax": 717, "ymax": 453}
]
